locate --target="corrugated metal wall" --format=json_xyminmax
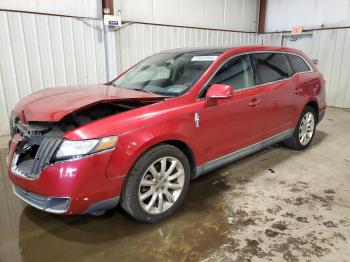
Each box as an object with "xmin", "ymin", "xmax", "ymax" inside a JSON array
[
  {"xmin": 260, "ymin": 33, "xmax": 282, "ymax": 46},
  {"xmin": 112, "ymin": 23, "xmax": 259, "ymax": 75},
  {"xmin": 2, "ymin": 9, "xmax": 349, "ymax": 136},
  {"xmin": 262, "ymin": 29, "xmax": 350, "ymax": 108},
  {"xmin": 265, "ymin": 0, "xmax": 350, "ymax": 32},
  {"xmin": 310, "ymin": 29, "xmax": 350, "ymax": 108},
  {"xmin": 114, "ymin": 0, "xmax": 258, "ymax": 32},
  {"xmin": 0, "ymin": 0, "xmax": 102, "ymax": 19},
  {"xmin": 0, "ymin": 11, "xmax": 107, "ymax": 136},
  {"xmin": 2, "ymin": 9, "xmax": 350, "ymax": 138},
  {"xmin": 0, "ymin": 11, "xmax": 259, "ymax": 136}
]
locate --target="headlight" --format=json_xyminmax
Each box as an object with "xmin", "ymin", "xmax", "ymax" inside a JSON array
[{"xmin": 55, "ymin": 136, "xmax": 118, "ymax": 160}]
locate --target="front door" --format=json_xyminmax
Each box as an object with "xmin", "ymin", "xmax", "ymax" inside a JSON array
[{"xmin": 195, "ymin": 54, "xmax": 265, "ymax": 163}]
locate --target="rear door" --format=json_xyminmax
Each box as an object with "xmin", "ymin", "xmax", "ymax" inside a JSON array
[
  {"xmin": 250, "ymin": 52, "xmax": 296, "ymax": 138},
  {"xmin": 285, "ymin": 53, "xmax": 318, "ymax": 124}
]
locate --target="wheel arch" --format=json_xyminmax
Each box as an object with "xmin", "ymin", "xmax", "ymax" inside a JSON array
[
  {"xmin": 133, "ymin": 139, "xmax": 197, "ymax": 178},
  {"xmin": 160, "ymin": 140, "xmax": 196, "ymax": 178},
  {"xmin": 305, "ymin": 100, "xmax": 319, "ymax": 122},
  {"xmin": 116, "ymin": 135, "xmax": 198, "ymax": 182},
  {"xmin": 118, "ymin": 138, "xmax": 197, "ymax": 207}
]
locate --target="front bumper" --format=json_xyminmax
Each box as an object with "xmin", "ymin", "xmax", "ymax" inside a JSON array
[
  {"xmin": 13, "ymin": 184, "xmax": 120, "ymax": 215},
  {"xmin": 13, "ymin": 185, "xmax": 70, "ymax": 214},
  {"xmin": 8, "ymin": 137, "xmax": 125, "ymax": 215}
]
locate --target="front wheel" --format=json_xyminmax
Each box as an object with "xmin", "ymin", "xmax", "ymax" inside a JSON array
[
  {"xmin": 283, "ymin": 106, "xmax": 316, "ymax": 150},
  {"xmin": 121, "ymin": 144, "xmax": 191, "ymax": 223}
]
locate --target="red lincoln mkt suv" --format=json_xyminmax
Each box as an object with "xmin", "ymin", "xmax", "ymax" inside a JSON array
[{"xmin": 8, "ymin": 46, "xmax": 326, "ymax": 222}]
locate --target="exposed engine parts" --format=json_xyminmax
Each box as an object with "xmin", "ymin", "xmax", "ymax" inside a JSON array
[{"xmin": 10, "ymin": 100, "xmax": 153, "ymax": 179}]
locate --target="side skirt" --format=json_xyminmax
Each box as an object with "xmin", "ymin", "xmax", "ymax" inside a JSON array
[{"xmin": 194, "ymin": 129, "xmax": 294, "ymax": 179}]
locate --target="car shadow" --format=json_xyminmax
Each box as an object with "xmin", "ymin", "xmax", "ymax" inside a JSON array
[{"xmin": 17, "ymin": 130, "xmax": 328, "ymax": 261}]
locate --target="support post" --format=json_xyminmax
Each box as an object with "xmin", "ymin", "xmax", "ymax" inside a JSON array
[
  {"xmin": 101, "ymin": 0, "xmax": 115, "ymax": 81},
  {"xmin": 102, "ymin": 0, "xmax": 114, "ymax": 15},
  {"xmin": 258, "ymin": 0, "xmax": 266, "ymax": 34}
]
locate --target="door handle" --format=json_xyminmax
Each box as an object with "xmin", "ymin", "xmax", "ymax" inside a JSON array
[
  {"xmin": 293, "ymin": 88, "xmax": 303, "ymax": 95},
  {"xmin": 249, "ymin": 98, "xmax": 262, "ymax": 107}
]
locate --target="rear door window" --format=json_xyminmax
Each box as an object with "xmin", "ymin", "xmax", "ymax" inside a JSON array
[
  {"xmin": 287, "ymin": 54, "xmax": 311, "ymax": 74},
  {"xmin": 252, "ymin": 53, "xmax": 292, "ymax": 85}
]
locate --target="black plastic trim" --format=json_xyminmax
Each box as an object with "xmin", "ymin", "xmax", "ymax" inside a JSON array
[
  {"xmin": 31, "ymin": 137, "xmax": 62, "ymax": 176},
  {"xmin": 318, "ymin": 110, "xmax": 326, "ymax": 124},
  {"xmin": 84, "ymin": 197, "xmax": 120, "ymax": 216}
]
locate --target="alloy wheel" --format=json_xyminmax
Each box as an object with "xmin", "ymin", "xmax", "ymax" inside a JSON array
[
  {"xmin": 138, "ymin": 157, "xmax": 185, "ymax": 214},
  {"xmin": 299, "ymin": 112, "xmax": 315, "ymax": 146}
]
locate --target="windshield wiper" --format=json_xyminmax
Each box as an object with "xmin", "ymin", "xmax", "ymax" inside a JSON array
[
  {"xmin": 109, "ymin": 84, "xmax": 157, "ymax": 95},
  {"xmin": 132, "ymin": 88, "xmax": 154, "ymax": 94}
]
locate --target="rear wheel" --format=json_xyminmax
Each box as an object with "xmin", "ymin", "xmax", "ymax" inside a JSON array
[
  {"xmin": 121, "ymin": 144, "xmax": 190, "ymax": 223},
  {"xmin": 283, "ymin": 106, "xmax": 316, "ymax": 150}
]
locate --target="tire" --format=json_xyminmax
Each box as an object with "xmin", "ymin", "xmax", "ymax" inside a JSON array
[
  {"xmin": 120, "ymin": 144, "xmax": 191, "ymax": 223},
  {"xmin": 283, "ymin": 106, "xmax": 317, "ymax": 150}
]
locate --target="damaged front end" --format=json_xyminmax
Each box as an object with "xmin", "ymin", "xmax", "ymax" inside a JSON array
[
  {"xmin": 9, "ymin": 100, "xmax": 155, "ymax": 180},
  {"xmin": 10, "ymin": 117, "xmax": 63, "ymax": 180}
]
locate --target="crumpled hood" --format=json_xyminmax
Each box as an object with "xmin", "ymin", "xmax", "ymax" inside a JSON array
[{"xmin": 15, "ymin": 84, "xmax": 166, "ymax": 122}]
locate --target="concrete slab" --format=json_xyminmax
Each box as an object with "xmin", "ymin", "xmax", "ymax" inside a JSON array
[
  {"xmin": 0, "ymin": 107, "xmax": 349, "ymax": 261},
  {"xmin": 0, "ymin": 135, "xmax": 9, "ymax": 149}
]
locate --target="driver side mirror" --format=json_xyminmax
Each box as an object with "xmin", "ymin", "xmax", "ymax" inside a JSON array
[{"xmin": 206, "ymin": 84, "xmax": 233, "ymax": 100}]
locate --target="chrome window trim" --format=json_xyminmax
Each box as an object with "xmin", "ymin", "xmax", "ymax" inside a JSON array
[{"xmin": 197, "ymin": 51, "xmax": 313, "ymax": 100}]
